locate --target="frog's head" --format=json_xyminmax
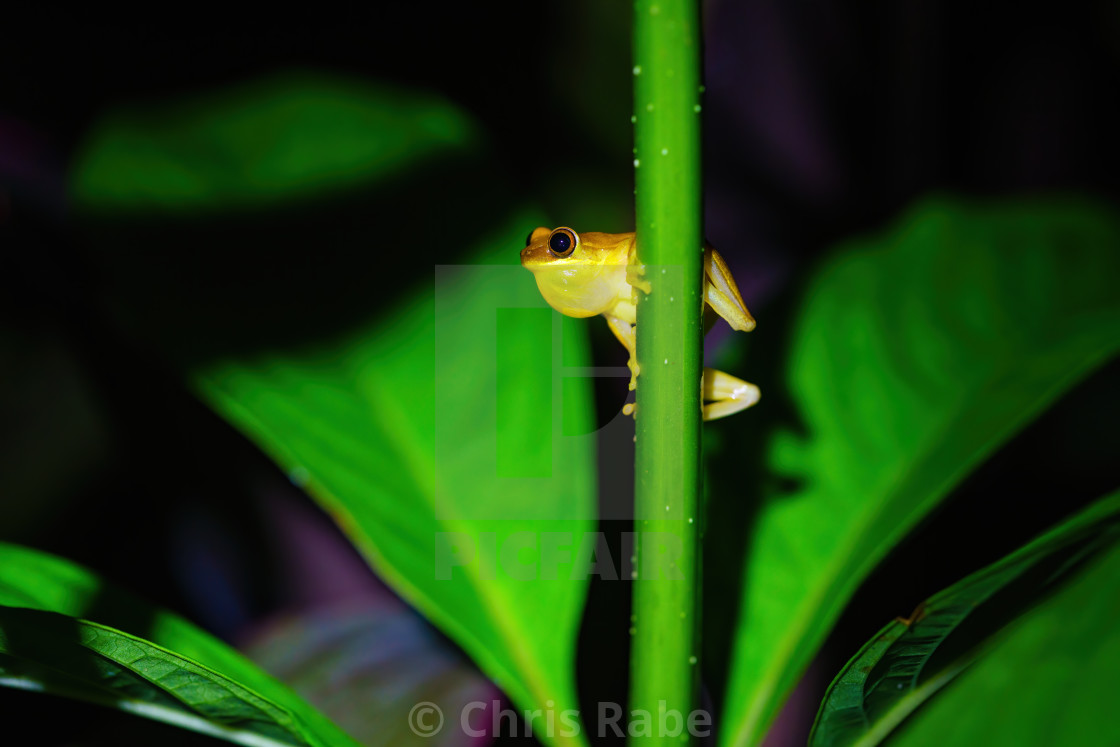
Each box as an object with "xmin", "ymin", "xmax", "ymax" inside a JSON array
[{"xmin": 520, "ymin": 226, "xmax": 631, "ymax": 318}]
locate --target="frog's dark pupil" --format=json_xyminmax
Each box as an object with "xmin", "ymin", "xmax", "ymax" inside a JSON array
[
  {"xmin": 525, "ymin": 231, "xmax": 534, "ymax": 247},
  {"xmin": 549, "ymin": 231, "xmax": 573, "ymax": 255}
]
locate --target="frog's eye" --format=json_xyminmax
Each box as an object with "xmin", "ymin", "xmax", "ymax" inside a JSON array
[{"xmin": 548, "ymin": 227, "xmax": 578, "ymax": 258}]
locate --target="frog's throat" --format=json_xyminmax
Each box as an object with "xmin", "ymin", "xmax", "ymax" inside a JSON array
[{"xmin": 531, "ymin": 265, "xmax": 627, "ymax": 319}]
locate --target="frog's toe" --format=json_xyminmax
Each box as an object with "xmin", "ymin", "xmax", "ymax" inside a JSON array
[
  {"xmin": 626, "ymin": 264, "xmax": 653, "ymax": 295},
  {"xmin": 701, "ymin": 367, "xmax": 760, "ymax": 421},
  {"xmin": 627, "ymin": 358, "xmax": 641, "ymax": 391}
]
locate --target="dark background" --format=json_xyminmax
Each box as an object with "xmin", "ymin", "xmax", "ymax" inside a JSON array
[{"xmin": 1, "ymin": 2, "xmax": 1117, "ymax": 744}]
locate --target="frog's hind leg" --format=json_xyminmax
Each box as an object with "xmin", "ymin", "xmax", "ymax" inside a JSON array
[
  {"xmin": 702, "ymin": 367, "xmax": 760, "ymax": 421},
  {"xmin": 704, "ymin": 244, "xmax": 756, "ymax": 332}
]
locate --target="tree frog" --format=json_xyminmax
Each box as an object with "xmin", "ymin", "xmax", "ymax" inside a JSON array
[{"xmin": 520, "ymin": 226, "xmax": 760, "ymax": 420}]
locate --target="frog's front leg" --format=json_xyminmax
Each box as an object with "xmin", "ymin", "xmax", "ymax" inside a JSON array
[
  {"xmin": 617, "ymin": 256, "xmax": 649, "ymax": 409},
  {"xmin": 702, "ymin": 368, "xmax": 760, "ymax": 421},
  {"xmin": 605, "ymin": 315, "xmax": 640, "ymax": 417},
  {"xmin": 605, "ymin": 315, "xmax": 639, "ymax": 391},
  {"xmin": 626, "ymin": 261, "xmax": 653, "ymax": 296}
]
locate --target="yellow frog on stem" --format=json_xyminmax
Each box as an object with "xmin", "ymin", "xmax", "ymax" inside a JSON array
[{"xmin": 520, "ymin": 226, "xmax": 759, "ymax": 420}]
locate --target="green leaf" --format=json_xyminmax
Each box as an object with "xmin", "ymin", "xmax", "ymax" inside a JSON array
[
  {"xmin": 809, "ymin": 489, "xmax": 1120, "ymax": 746},
  {"xmin": 718, "ymin": 196, "xmax": 1120, "ymax": 746},
  {"xmin": 70, "ymin": 70, "xmax": 475, "ymax": 213},
  {"xmin": 890, "ymin": 527, "xmax": 1120, "ymax": 746},
  {"xmin": 0, "ymin": 542, "xmax": 361, "ymax": 747},
  {"xmin": 193, "ymin": 212, "xmax": 598, "ymax": 747}
]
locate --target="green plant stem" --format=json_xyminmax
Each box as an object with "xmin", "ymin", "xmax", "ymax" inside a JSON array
[{"xmin": 630, "ymin": 0, "xmax": 704, "ymax": 744}]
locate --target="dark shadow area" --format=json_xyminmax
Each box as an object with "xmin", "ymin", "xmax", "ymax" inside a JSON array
[
  {"xmin": 574, "ymin": 517, "xmax": 636, "ymax": 745},
  {"xmin": 26, "ymin": 320, "xmax": 284, "ymax": 638},
  {"xmin": 0, "ymin": 685, "xmax": 235, "ymax": 746},
  {"xmin": 699, "ymin": 271, "xmax": 814, "ymax": 723},
  {"xmin": 73, "ymin": 151, "xmax": 521, "ymax": 369}
]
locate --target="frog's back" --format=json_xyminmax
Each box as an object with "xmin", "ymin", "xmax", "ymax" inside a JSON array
[{"xmin": 579, "ymin": 231, "xmax": 635, "ymax": 264}]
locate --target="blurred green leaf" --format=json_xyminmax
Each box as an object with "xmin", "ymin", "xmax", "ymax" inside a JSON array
[
  {"xmin": 70, "ymin": 70, "xmax": 475, "ymax": 213},
  {"xmin": 0, "ymin": 543, "xmax": 360, "ymax": 747},
  {"xmin": 194, "ymin": 212, "xmax": 598, "ymax": 747},
  {"xmin": 891, "ymin": 528, "xmax": 1120, "ymax": 747},
  {"xmin": 809, "ymin": 489, "xmax": 1120, "ymax": 746},
  {"xmin": 719, "ymin": 196, "xmax": 1120, "ymax": 746}
]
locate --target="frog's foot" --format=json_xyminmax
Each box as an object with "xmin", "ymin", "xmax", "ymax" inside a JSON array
[
  {"xmin": 623, "ymin": 402, "xmax": 637, "ymax": 418},
  {"xmin": 627, "ymin": 354, "xmax": 640, "ymax": 391},
  {"xmin": 705, "ymin": 245, "xmax": 756, "ymax": 332},
  {"xmin": 702, "ymin": 367, "xmax": 760, "ymax": 421},
  {"xmin": 626, "ymin": 263, "xmax": 653, "ymax": 296}
]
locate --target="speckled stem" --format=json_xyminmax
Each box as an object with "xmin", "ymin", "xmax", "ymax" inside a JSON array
[{"xmin": 629, "ymin": 0, "xmax": 705, "ymax": 744}]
